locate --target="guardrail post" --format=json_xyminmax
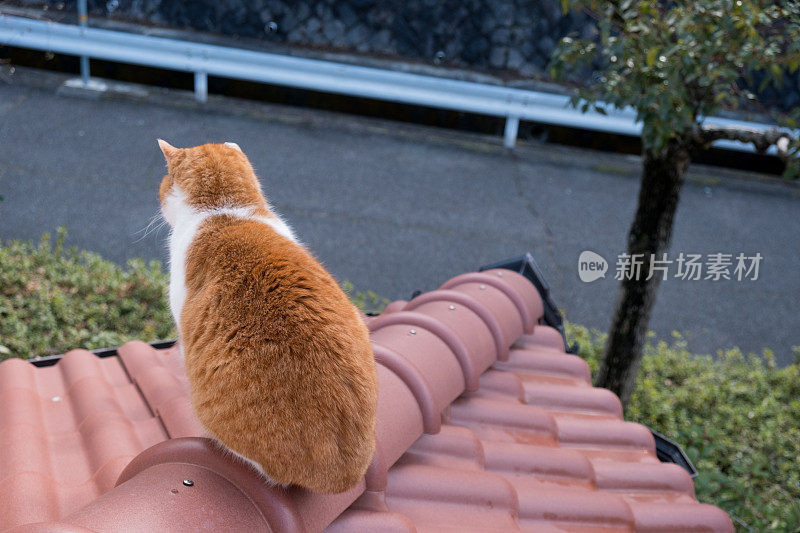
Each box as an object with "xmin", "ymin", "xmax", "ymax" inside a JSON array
[
  {"xmin": 194, "ymin": 71, "xmax": 208, "ymax": 103},
  {"xmin": 504, "ymin": 116, "xmax": 519, "ymax": 148},
  {"xmin": 77, "ymin": 0, "xmax": 89, "ymax": 86}
]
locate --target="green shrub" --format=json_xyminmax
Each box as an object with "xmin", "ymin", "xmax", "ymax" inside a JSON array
[
  {"xmin": 566, "ymin": 322, "xmax": 800, "ymax": 532},
  {"xmin": 0, "ymin": 228, "xmax": 174, "ymax": 359},
  {"xmin": 341, "ymin": 280, "xmax": 390, "ymax": 315}
]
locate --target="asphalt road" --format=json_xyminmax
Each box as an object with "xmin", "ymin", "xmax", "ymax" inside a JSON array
[{"xmin": 1, "ymin": 67, "xmax": 798, "ymax": 364}]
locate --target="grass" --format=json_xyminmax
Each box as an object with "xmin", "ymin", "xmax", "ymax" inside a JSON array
[{"xmin": 1, "ymin": 230, "xmax": 797, "ymax": 531}]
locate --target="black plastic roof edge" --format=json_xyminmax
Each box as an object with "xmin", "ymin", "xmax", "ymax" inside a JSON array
[
  {"xmin": 27, "ymin": 339, "xmax": 177, "ymax": 368},
  {"xmin": 479, "ymin": 253, "xmax": 578, "ymax": 354},
  {"xmin": 650, "ymin": 429, "xmax": 698, "ymax": 478}
]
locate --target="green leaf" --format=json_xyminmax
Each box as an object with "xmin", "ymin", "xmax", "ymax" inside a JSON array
[
  {"xmin": 768, "ymin": 63, "xmax": 784, "ymax": 85},
  {"xmin": 646, "ymin": 47, "xmax": 659, "ymax": 67}
]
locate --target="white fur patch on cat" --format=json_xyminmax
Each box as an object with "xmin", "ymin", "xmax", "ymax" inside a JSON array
[
  {"xmin": 209, "ymin": 206, "xmax": 299, "ymax": 244},
  {"xmin": 165, "ymin": 185, "xmax": 299, "ymax": 331}
]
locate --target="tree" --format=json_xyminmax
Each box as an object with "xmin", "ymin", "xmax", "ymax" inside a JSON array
[{"xmin": 550, "ymin": 0, "xmax": 800, "ymax": 406}]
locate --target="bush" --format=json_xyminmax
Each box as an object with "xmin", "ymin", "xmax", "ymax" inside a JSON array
[
  {"xmin": 341, "ymin": 280, "xmax": 390, "ymax": 315},
  {"xmin": 0, "ymin": 228, "xmax": 174, "ymax": 359},
  {"xmin": 566, "ymin": 323, "xmax": 800, "ymax": 532}
]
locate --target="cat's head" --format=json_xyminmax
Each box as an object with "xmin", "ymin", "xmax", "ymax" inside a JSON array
[{"xmin": 158, "ymin": 140, "xmax": 266, "ymax": 225}]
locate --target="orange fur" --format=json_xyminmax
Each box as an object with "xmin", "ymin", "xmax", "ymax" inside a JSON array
[{"xmin": 158, "ymin": 142, "xmax": 377, "ymax": 493}]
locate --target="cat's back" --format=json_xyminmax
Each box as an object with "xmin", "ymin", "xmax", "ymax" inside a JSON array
[
  {"xmin": 180, "ymin": 213, "xmax": 377, "ymax": 493},
  {"xmin": 184, "ymin": 213, "xmax": 365, "ymax": 343}
]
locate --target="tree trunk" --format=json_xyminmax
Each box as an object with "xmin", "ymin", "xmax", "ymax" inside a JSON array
[{"xmin": 596, "ymin": 140, "xmax": 692, "ymax": 407}]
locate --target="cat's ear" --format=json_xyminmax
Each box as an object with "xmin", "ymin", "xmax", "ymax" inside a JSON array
[
  {"xmin": 157, "ymin": 139, "xmax": 179, "ymax": 164},
  {"xmin": 224, "ymin": 142, "xmax": 242, "ymax": 152}
]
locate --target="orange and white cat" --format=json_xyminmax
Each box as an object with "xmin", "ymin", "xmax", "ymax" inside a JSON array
[{"xmin": 157, "ymin": 140, "xmax": 377, "ymax": 494}]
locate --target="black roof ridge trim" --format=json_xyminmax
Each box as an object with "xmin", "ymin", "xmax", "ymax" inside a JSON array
[{"xmin": 27, "ymin": 339, "xmax": 178, "ymax": 368}]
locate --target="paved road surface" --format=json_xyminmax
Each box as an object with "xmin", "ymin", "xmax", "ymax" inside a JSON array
[{"xmin": 1, "ymin": 67, "xmax": 798, "ymax": 364}]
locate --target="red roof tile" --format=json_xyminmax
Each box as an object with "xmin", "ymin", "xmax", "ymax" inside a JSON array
[{"xmin": 0, "ymin": 268, "xmax": 733, "ymax": 532}]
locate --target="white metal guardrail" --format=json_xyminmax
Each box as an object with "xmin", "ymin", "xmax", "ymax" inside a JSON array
[{"xmin": 0, "ymin": 13, "xmax": 784, "ymax": 152}]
